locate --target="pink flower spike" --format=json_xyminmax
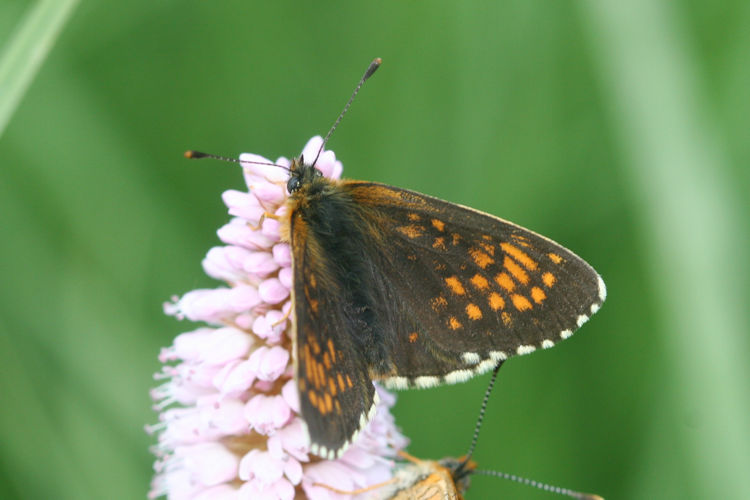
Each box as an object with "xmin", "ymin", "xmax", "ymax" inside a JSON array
[{"xmin": 149, "ymin": 138, "xmax": 407, "ymax": 499}]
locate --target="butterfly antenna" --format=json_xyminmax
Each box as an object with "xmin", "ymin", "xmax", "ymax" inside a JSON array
[
  {"xmin": 454, "ymin": 363, "xmax": 502, "ymax": 479},
  {"xmin": 472, "ymin": 469, "xmax": 604, "ymax": 500},
  {"xmin": 311, "ymin": 57, "xmax": 382, "ymax": 167},
  {"xmin": 184, "ymin": 150, "xmax": 289, "ymax": 172}
]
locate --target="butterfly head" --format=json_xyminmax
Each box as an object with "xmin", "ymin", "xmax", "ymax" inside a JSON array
[{"xmin": 287, "ymin": 155, "xmax": 324, "ymax": 194}]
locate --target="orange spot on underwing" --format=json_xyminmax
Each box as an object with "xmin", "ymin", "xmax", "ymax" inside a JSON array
[
  {"xmin": 488, "ymin": 292, "xmax": 505, "ymax": 311},
  {"xmin": 309, "ymin": 390, "xmax": 318, "ymax": 408},
  {"xmin": 466, "ymin": 303, "xmax": 482, "ymax": 320},
  {"xmin": 335, "ymin": 399, "xmax": 342, "ymax": 414},
  {"xmin": 337, "ymin": 373, "xmax": 346, "ymax": 392},
  {"xmin": 494, "ymin": 272, "xmax": 516, "ymax": 292},
  {"xmin": 511, "ymin": 294, "xmax": 533, "ymax": 311},
  {"xmin": 445, "ymin": 276, "xmax": 466, "ymax": 295},
  {"xmin": 324, "ymin": 392, "xmax": 333, "ymax": 414},
  {"xmin": 323, "ymin": 352, "xmax": 331, "ymax": 369},
  {"xmin": 409, "ymin": 332, "xmax": 419, "ymax": 343},
  {"xmin": 317, "ymin": 363, "xmax": 326, "ymax": 389},
  {"xmin": 448, "ymin": 316, "xmax": 463, "ymax": 330},
  {"xmin": 397, "ymin": 225, "xmax": 425, "ymax": 239},
  {"xmin": 328, "ymin": 377, "xmax": 337, "ymax": 396},
  {"xmin": 548, "ymin": 253, "xmax": 563, "ymax": 264},
  {"xmin": 431, "ymin": 219, "xmax": 445, "ymax": 231},
  {"xmin": 310, "ymin": 299, "xmax": 319, "ymax": 314},
  {"xmin": 470, "ymin": 274, "xmax": 489, "ymax": 290},
  {"xmin": 501, "ymin": 243, "xmax": 538, "ymax": 270},
  {"xmin": 531, "ymin": 286, "xmax": 547, "ymax": 304},
  {"xmin": 346, "ymin": 375, "xmax": 353, "ymax": 388},
  {"xmin": 408, "ymin": 213, "xmax": 421, "ymax": 221},
  {"xmin": 432, "ymin": 237, "xmax": 447, "ymax": 251},
  {"xmin": 431, "ymin": 296, "xmax": 448, "ymax": 311},
  {"xmin": 469, "ymin": 247, "xmax": 494, "ymax": 269},
  {"xmin": 452, "ymin": 233, "xmax": 461, "ymax": 245},
  {"xmin": 542, "ymin": 271, "xmax": 556, "ymax": 287},
  {"xmin": 501, "ymin": 311, "xmax": 512, "ymax": 326},
  {"xmin": 328, "ymin": 339, "xmax": 336, "ymax": 363}
]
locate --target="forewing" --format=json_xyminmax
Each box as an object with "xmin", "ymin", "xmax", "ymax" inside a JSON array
[
  {"xmin": 290, "ymin": 211, "xmax": 377, "ymax": 459},
  {"xmin": 344, "ymin": 182, "xmax": 606, "ymax": 389}
]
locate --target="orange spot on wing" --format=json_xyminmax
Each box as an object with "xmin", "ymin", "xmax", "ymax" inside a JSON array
[
  {"xmin": 317, "ymin": 363, "xmax": 326, "ymax": 389},
  {"xmin": 466, "ymin": 303, "xmax": 483, "ymax": 320},
  {"xmin": 488, "ymin": 292, "xmax": 505, "ymax": 310},
  {"xmin": 531, "ymin": 286, "xmax": 547, "ymax": 304},
  {"xmin": 445, "ymin": 276, "xmax": 466, "ymax": 295},
  {"xmin": 431, "ymin": 219, "xmax": 445, "ymax": 231},
  {"xmin": 511, "ymin": 294, "xmax": 533, "ymax": 311},
  {"xmin": 431, "ymin": 295, "xmax": 448, "ymax": 311},
  {"xmin": 323, "ymin": 352, "xmax": 331, "ymax": 369},
  {"xmin": 397, "ymin": 225, "xmax": 424, "ymax": 239},
  {"xmin": 346, "ymin": 375, "xmax": 353, "ymax": 388},
  {"xmin": 548, "ymin": 253, "xmax": 563, "ymax": 264},
  {"xmin": 448, "ymin": 316, "xmax": 463, "ymax": 330},
  {"xmin": 542, "ymin": 271, "xmax": 556, "ymax": 287},
  {"xmin": 337, "ymin": 373, "xmax": 346, "ymax": 392},
  {"xmin": 511, "ymin": 234, "xmax": 532, "ymax": 247},
  {"xmin": 452, "ymin": 233, "xmax": 461, "ymax": 245},
  {"xmin": 309, "ymin": 273, "xmax": 317, "ymax": 288},
  {"xmin": 470, "ymin": 274, "xmax": 489, "ymax": 290},
  {"xmin": 494, "ymin": 272, "xmax": 516, "ymax": 292},
  {"xmin": 308, "ymin": 390, "xmax": 318, "ymax": 408},
  {"xmin": 469, "ymin": 247, "xmax": 494, "ymax": 269},
  {"xmin": 408, "ymin": 213, "xmax": 421, "ymax": 221},
  {"xmin": 500, "ymin": 243, "xmax": 538, "ymax": 270},
  {"xmin": 324, "ymin": 392, "xmax": 333, "ymax": 414},
  {"xmin": 309, "ymin": 299, "xmax": 319, "ymax": 313},
  {"xmin": 335, "ymin": 399, "xmax": 342, "ymax": 414},
  {"xmin": 328, "ymin": 377, "xmax": 337, "ymax": 396},
  {"xmin": 480, "ymin": 241, "xmax": 496, "ymax": 255},
  {"xmin": 327, "ymin": 339, "xmax": 336, "ymax": 363},
  {"xmin": 503, "ymin": 256, "xmax": 529, "ymax": 284},
  {"xmin": 432, "ymin": 237, "xmax": 447, "ymax": 250},
  {"xmin": 409, "ymin": 332, "xmax": 419, "ymax": 343},
  {"xmin": 501, "ymin": 311, "xmax": 512, "ymax": 326}
]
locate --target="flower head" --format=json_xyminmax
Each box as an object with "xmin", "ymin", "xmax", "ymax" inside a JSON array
[{"xmin": 148, "ymin": 137, "xmax": 408, "ymax": 499}]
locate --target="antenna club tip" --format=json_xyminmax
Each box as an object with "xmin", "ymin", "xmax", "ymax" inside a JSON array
[
  {"xmin": 184, "ymin": 150, "xmax": 206, "ymax": 159},
  {"xmin": 373, "ymin": 57, "xmax": 382, "ymax": 65}
]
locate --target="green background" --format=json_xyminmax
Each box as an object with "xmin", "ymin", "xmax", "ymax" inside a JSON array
[{"xmin": 1, "ymin": 1, "xmax": 748, "ymax": 499}]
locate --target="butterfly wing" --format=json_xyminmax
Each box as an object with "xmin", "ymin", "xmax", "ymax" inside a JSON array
[
  {"xmin": 289, "ymin": 202, "xmax": 379, "ymax": 459},
  {"xmin": 342, "ymin": 182, "xmax": 606, "ymax": 389}
]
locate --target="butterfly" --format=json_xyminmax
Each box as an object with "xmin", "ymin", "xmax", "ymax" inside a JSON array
[
  {"xmin": 314, "ymin": 366, "xmax": 603, "ymax": 500},
  {"xmin": 189, "ymin": 58, "xmax": 606, "ymax": 460}
]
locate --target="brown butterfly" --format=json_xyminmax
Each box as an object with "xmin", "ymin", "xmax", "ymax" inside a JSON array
[{"xmin": 188, "ymin": 58, "xmax": 606, "ymax": 460}]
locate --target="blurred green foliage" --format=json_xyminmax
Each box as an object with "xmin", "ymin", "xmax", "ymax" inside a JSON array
[{"xmin": 1, "ymin": 1, "xmax": 748, "ymax": 499}]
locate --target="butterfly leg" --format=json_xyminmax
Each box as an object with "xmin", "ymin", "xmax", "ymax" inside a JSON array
[{"xmin": 247, "ymin": 211, "xmax": 280, "ymax": 230}]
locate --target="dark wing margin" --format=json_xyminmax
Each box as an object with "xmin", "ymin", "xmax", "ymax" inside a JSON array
[
  {"xmin": 290, "ymin": 209, "xmax": 378, "ymax": 459},
  {"xmin": 343, "ymin": 181, "xmax": 606, "ymax": 390}
]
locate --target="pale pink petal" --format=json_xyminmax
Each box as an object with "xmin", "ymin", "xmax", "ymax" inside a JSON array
[
  {"xmin": 245, "ymin": 394, "xmax": 291, "ymax": 434},
  {"xmin": 258, "ymin": 278, "xmax": 289, "ymax": 304},
  {"xmin": 222, "ymin": 190, "xmax": 263, "ymax": 221},
  {"xmin": 217, "ymin": 218, "xmax": 275, "ymax": 249},
  {"xmin": 238, "ymin": 449, "xmax": 284, "ymax": 483},
  {"xmin": 213, "ymin": 359, "xmax": 256, "ymax": 395},
  {"xmin": 278, "ymin": 267, "xmax": 293, "ymax": 289},
  {"xmin": 250, "ymin": 181, "xmax": 286, "ymax": 204},
  {"xmin": 248, "ymin": 346, "xmax": 290, "ymax": 382},
  {"xmin": 179, "ymin": 442, "xmax": 239, "ymax": 487},
  {"xmin": 272, "ymin": 243, "xmax": 291, "ymax": 267},
  {"xmin": 281, "ymin": 380, "xmax": 300, "ymax": 414}
]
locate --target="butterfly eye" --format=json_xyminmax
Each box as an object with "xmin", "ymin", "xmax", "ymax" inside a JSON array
[{"xmin": 287, "ymin": 176, "xmax": 301, "ymax": 193}]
